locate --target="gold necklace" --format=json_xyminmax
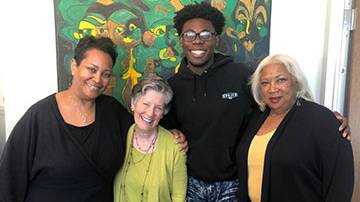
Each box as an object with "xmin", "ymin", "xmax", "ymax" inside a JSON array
[
  {"xmin": 68, "ymin": 94, "xmax": 90, "ymax": 124},
  {"xmin": 78, "ymin": 110, "xmax": 88, "ymax": 124}
]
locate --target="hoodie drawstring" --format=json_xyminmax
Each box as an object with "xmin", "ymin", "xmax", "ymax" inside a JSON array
[
  {"xmin": 192, "ymin": 74, "xmax": 208, "ymax": 102},
  {"xmin": 192, "ymin": 75, "xmax": 197, "ymax": 102},
  {"xmin": 203, "ymin": 76, "xmax": 207, "ymax": 97}
]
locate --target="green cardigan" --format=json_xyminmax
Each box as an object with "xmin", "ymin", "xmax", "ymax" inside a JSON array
[{"xmin": 114, "ymin": 124, "xmax": 187, "ymax": 202}]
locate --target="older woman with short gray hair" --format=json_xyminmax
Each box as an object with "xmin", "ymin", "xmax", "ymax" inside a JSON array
[
  {"xmin": 114, "ymin": 73, "xmax": 187, "ymax": 202},
  {"xmin": 130, "ymin": 73, "xmax": 173, "ymax": 115}
]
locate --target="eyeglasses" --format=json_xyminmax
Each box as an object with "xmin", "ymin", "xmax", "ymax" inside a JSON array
[{"xmin": 180, "ymin": 31, "xmax": 216, "ymax": 42}]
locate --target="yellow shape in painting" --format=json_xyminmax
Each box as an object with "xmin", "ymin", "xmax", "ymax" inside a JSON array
[
  {"xmin": 159, "ymin": 48, "xmax": 176, "ymax": 62},
  {"xmin": 123, "ymin": 37, "xmax": 134, "ymax": 43},
  {"xmin": 175, "ymin": 63, "xmax": 181, "ymax": 73},
  {"xmin": 122, "ymin": 48, "xmax": 141, "ymax": 87},
  {"xmin": 73, "ymin": 15, "xmax": 107, "ymax": 39},
  {"xmin": 151, "ymin": 25, "xmax": 166, "ymax": 37}
]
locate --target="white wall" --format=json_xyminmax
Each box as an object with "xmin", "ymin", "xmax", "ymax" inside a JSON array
[
  {"xmin": 0, "ymin": 79, "xmax": 5, "ymax": 154},
  {"xmin": 0, "ymin": 0, "xmax": 341, "ymax": 138},
  {"xmin": 269, "ymin": 0, "xmax": 329, "ymax": 103},
  {"xmin": 0, "ymin": 1, "xmax": 58, "ymax": 139},
  {"xmin": 0, "ymin": 80, "xmax": 4, "ymax": 107},
  {"xmin": 270, "ymin": 0, "xmax": 348, "ymax": 113}
]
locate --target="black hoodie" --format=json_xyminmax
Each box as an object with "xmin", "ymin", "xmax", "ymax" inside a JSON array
[{"xmin": 162, "ymin": 53, "xmax": 255, "ymax": 181}]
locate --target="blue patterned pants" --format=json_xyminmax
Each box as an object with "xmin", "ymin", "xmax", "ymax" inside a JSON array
[{"xmin": 186, "ymin": 176, "xmax": 239, "ymax": 202}]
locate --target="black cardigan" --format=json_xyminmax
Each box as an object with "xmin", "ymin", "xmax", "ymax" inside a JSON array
[
  {"xmin": 0, "ymin": 94, "xmax": 132, "ymax": 202},
  {"xmin": 236, "ymin": 100, "xmax": 354, "ymax": 202}
]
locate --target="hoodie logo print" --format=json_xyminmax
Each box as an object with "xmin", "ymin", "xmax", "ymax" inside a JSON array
[{"xmin": 222, "ymin": 92, "xmax": 238, "ymax": 100}]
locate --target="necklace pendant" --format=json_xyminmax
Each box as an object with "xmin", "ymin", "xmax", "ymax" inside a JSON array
[
  {"xmin": 68, "ymin": 94, "xmax": 90, "ymax": 124},
  {"xmin": 80, "ymin": 113, "xmax": 87, "ymax": 123}
]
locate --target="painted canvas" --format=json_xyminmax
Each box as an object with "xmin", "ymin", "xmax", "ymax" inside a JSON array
[{"xmin": 54, "ymin": 0, "xmax": 271, "ymax": 107}]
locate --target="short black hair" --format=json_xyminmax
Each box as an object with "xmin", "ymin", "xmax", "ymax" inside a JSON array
[
  {"xmin": 74, "ymin": 36, "xmax": 118, "ymax": 66},
  {"xmin": 173, "ymin": 2, "xmax": 225, "ymax": 35}
]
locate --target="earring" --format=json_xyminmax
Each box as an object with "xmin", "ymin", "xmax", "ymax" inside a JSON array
[{"xmin": 296, "ymin": 97, "xmax": 301, "ymax": 106}]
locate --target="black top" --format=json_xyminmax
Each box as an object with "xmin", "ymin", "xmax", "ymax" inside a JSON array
[
  {"xmin": 67, "ymin": 122, "xmax": 96, "ymax": 145},
  {"xmin": 161, "ymin": 53, "xmax": 255, "ymax": 181},
  {"xmin": 0, "ymin": 94, "xmax": 133, "ymax": 202},
  {"xmin": 236, "ymin": 100, "xmax": 354, "ymax": 202}
]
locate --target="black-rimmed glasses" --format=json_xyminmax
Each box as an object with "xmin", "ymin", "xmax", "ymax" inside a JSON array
[{"xmin": 180, "ymin": 31, "xmax": 216, "ymax": 42}]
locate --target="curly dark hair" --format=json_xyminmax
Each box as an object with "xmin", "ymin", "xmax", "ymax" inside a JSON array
[
  {"xmin": 173, "ymin": 2, "xmax": 225, "ymax": 35},
  {"xmin": 74, "ymin": 36, "xmax": 118, "ymax": 66}
]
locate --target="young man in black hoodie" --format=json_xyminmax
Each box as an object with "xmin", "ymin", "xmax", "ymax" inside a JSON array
[
  {"xmin": 161, "ymin": 2, "xmax": 254, "ymax": 201},
  {"xmin": 161, "ymin": 2, "xmax": 351, "ymax": 201}
]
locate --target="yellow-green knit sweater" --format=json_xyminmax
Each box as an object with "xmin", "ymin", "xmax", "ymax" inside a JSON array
[{"xmin": 114, "ymin": 124, "xmax": 187, "ymax": 202}]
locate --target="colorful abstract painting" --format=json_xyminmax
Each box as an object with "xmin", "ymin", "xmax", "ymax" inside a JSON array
[{"xmin": 54, "ymin": 0, "xmax": 271, "ymax": 107}]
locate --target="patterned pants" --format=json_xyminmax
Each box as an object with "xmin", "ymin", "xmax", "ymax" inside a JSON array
[{"xmin": 186, "ymin": 176, "xmax": 239, "ymax": 202}]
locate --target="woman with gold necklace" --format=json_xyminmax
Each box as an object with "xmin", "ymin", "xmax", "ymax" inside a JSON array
[
  {"xmin": 0, "ymin": 36, "xmax": 134, "ymax": 201},
  {"xmin": 114, "ymin": 73, "xmax": 187, "ymax": 202}
]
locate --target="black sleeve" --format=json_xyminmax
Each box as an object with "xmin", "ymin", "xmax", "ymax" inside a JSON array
[
  {"xmin": 241, "ymin": 63, "xmax": 256, "ymax": 116},
  {"xmin": 109, "ymin": 97, "xmax": 133, "ymax": 143},
  {"xmin": 0, "ymin": 108, "xmax": 37, "ymax": 202},
  {"xmin": 313, "ymin": 110, "xmax": 354, "ymax": 202},
  {"xmin": 160, "ymin": 77, "xmax": 179, "ymax": 130},
  {"xmin": 160, "ymin": 100, "xmax": 178, "ymax": 130},
  {"xmin": 324, "ymin": 138, "xmax": 354, "ymax": 202}
]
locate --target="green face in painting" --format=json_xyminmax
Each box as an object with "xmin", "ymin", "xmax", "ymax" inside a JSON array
[
  {"xmin": 108, "ymin": 9, "xmax": 142, "ymax": 48},
  {"xmin": 150, "ymin": 20, "xmax": 181, "ymax": 68},
  {"xmin": 73, "ymin": 13, "xmax": 108, "ymax": 39},
  {"xmin": 136, "ymin": 0, "xmax": 184, "ymax": 77},
  {"xmin": 227, "ymin": 0, "xmax": 269, "ymax": 52},
  {"xmin": 133, "ymin": 18, "xmax": 181, "ymax": 78}
]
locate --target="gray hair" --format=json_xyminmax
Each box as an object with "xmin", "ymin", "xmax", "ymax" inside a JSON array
[
  {"xmin": 250, "ymin": 54, "xmax": 314, "ymax": 111},
  {"xmin": 131, "ymin": 73, "xmax": 173, "ymax": 115}
]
